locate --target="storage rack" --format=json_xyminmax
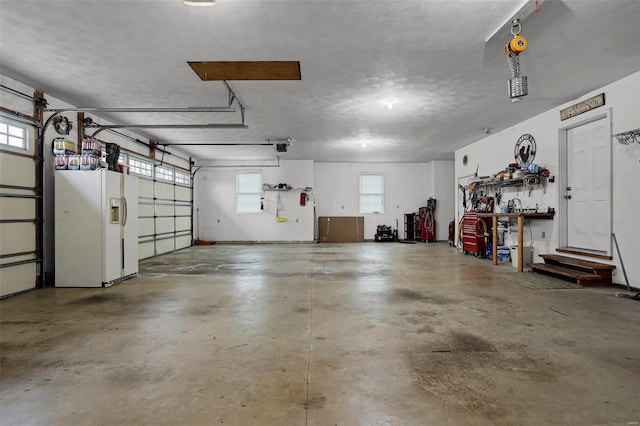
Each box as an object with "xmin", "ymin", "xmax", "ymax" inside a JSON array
[{"xmin": 404, "ymin": 213, "xmax": 417, "ymax": 241}]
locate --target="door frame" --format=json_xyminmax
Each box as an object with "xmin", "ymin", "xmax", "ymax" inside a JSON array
[{"xmin": 557, "ymin": 108, "xmax": 613, "ymax": 255}]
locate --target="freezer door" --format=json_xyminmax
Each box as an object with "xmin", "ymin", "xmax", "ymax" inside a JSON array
[
  {"xmin": 102, "ymin": 170, "xmax": 123, "ymax": 283},
  {"xmin": 54, "ymin": 171, "xmax": 103, "ymax": 287},
  {"xmin": 123, "ymin": 174, "xmax": 139, "ymax": 277}
]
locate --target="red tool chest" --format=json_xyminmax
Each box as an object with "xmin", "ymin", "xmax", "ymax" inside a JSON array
[{"xmin": 462, "ymin": 212, "xmax": 489, "ymax": 256}]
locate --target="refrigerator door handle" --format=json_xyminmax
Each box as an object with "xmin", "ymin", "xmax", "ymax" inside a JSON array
[{"xmin": 121, "ymin": 196, "xmax": 127, "ymax": 226}]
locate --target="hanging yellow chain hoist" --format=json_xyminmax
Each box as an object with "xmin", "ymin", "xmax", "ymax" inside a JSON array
[{"xmin": 505, "ymin": 19, "xmax": 528, "ymax": 101}]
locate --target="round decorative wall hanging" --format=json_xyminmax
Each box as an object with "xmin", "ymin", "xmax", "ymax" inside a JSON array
[
  {"xmin": 514, "ymin": 133, "xmax": 536, "ymax": 166},
  {"xmin": 53, "ymin": 116, "xmax": 72, "ymax": 135}
]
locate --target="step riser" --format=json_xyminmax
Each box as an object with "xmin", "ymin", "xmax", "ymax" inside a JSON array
[{"xmin": 540, "ymin": 254, "xmax": 616, "ymax": 270}]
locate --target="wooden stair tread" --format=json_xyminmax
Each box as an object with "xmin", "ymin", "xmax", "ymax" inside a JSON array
[
  {"xmin": 539, "ymin": 254, "xmax": 616, "ymax": 270},
  {"xmin": 528, "ymin": 263, "xmax": 600, "ymax": 280}
]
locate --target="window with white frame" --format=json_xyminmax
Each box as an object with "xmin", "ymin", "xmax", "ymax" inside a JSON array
[
  {"xmin": 128, "ymin": 157, "xmax": 152, "ymax": 177},
  {"xmin": 236, "ymin": 171, "xmax": 262, "ymax": 213},
  {"xmin": 175, "ymin": 170, "xmax": 190, "ymax": 186},
  {"xmin": 359, "ymin": 173, "xmax": 384, "ymax": 213},
  {"xmin": 156, "ymin": 166, "xmax": 174, "ymax": 182},
  {"xmin": 0, "ymin": 119, "xmax": 29, "ymax": 150}
]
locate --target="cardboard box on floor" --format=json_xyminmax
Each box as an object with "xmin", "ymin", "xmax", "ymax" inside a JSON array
[{"xmin": 318, "ymin": 216, "xmax": 364, "ymax": 242}]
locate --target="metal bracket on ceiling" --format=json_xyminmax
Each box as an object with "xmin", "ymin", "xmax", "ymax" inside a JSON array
[
  {"xmin": 41, "ymin": 82, "xmax": 249, "ymax": 140},
  {"xmin": 224, "ymin": 80, "xmax": 246, "ymax": 124}
]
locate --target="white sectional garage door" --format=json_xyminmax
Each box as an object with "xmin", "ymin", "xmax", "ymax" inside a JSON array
[
  {"xmin": 130, "ymin": 157, "xmax": 192, "ymax": 259},
  {"xmin": 0, "ymin": 116, "xmax": 39, "ymax": 297}
]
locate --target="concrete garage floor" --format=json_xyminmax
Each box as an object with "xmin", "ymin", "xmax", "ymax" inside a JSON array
[{"xmin": 1, "ymin": 243, "xmax": 639, "ymax": 426}]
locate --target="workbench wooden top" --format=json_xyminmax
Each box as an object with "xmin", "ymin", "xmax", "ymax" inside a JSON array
[{"xmin": 476, "ymin": 212, "xmax": 555, "ymax": 219}]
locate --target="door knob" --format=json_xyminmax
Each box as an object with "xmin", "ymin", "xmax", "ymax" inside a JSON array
[
  {"xmin": 566, "ymin": 186, "xmax": 572, "ymax": 191},
  {"xmin": 565, "ymin": 195, "xmax": 572, "ymax": 199}
]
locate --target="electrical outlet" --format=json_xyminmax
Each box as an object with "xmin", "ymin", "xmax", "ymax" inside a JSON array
[{"xmin": 541, "ymin": 231, "xmax": 545, "ymax": 239}]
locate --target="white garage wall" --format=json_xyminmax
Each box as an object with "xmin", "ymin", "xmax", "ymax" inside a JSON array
[
  {"xmin": 433, "ymin": 160, "xmax": 456, "ymax": 241},
  {"xmin": 194, "ymin": 160, "xmax": 456, "ymax": 243},
  {"xmin": 195, "ymin": 160, "xmax": 314, "ymax": 242},
  {"xmin": 314, "ymin": 161, "xmax": 454, "ymax": 240},
  {"xmin": 455, "ymin": 71, "xmax": 640, "ymax": 287}
]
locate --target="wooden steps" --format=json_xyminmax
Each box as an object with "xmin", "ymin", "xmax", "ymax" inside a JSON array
[{"xmin": 528, "ymin": 254, "xmax": 616, "ymax": 286}]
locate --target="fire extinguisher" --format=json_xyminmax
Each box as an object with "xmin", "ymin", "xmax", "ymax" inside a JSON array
[{"xmin": 300, "ymin": 192, "xmax": 307, "ymax": 206}]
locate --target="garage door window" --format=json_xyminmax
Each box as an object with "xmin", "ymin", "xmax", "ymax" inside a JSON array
[
  {"xmin": 175, "ymin": 171, "xmax": 190, "ymax": 186},
  {"xmin": 236, "ymin": 171, "xmax": 262, "ymax": 213},
  {"xmin": 156, "ymin": 166, "xmax": 174, "ymax": 182},
  {"xmin": 128, "ymin": 157, "xmax": 152, "ymax": 177},
  {"xmin": 359, "ymin": 173, "xmax": 384, "ymax": 214},
  {"xmin": 0, "ymin": 120, "xmax": 29, "ymax": 150}
]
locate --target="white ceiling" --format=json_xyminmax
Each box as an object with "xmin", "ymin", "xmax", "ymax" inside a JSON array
[{"xmin": 1, "ymin": 0, "xmax": 639, "ymax": 163}]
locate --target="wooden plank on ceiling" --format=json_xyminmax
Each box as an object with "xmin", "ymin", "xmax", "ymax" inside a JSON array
[{"xmin": 188, "ymin": 61, "xmax": 301, "ymax": 81}]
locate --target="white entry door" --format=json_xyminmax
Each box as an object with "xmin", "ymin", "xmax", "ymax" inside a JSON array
[{"xmin": 566, "ymin": 117, "xmax": 611, "ymax": 253}]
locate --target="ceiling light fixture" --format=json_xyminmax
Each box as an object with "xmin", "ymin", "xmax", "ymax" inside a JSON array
[
  {"xmin": 182, "ymin": 0, "xmax": 216, "ymax": 7},
  {"xmin": 385, "ymin": 99, "xmax": 395, "ymax": 110}
]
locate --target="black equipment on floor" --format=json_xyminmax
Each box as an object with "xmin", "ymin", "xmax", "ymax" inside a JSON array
[{"xmin": 375, "ymin": 225, "xmax": 397, "ymax": 242}]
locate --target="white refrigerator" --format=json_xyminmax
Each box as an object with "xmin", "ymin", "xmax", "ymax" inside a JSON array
[{"xmin": 55, "ymin": 169, "xmax": 138, "ymax": 287}]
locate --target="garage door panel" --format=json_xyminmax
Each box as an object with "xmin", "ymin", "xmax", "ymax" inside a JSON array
[
  {"xmin": 0, "ymin": 155, "xmax": 35, "ymax": 187},
  {"xmin": 138, "ymin": 218, "xmax": 154, "ymax": 236},
  {"xmin": 134, "ymin": 168, "xmax": 192, "ymax": 260},
  {"xmin": 0, "ymin": 116, "xmax": 38, "ymax": 298},
  {"xmin": 156, "ymin": 205, "xmax": 174, "ymax": 216},
  {"xmin": 176, "ymin": 205, "xmax": 190, "ymax": 216},
  {"xmin": 138, "ymin": 204, "xmax": 154, "ymax": 216},
  {"xmin": 156, "ymin": 239, "xmax": 174, "ymax": 255},
  {"xmin": 156, "ymin": 183, "xmax": 173, "ymax": 199},
  {"xmin": 0, "ymin": 198, "xmax": 35, "ymax": 220},
  {"xmin": 0, "ymin": 223, "xmax": 35, "ymax": 255},
  {"xmin": 176, "ymin": 186, "xmax": 190, "ymax": 201},
  {"xmin": 138, "ymin": 241, "xmax": 154, "ymax": 260},
  {"xmin": 0, "ymin": 263, "xmax": 36, "ymax": 297},
  {"xmin": 138, "ymin": 179, "xmax": 154, "ymax": 196},
  {"xmin": 156, "ymin": 218, "xmax": 174, "ymax": 233},
  {"xmin": 176, "ymin": 235, "xmax": 191, "ymax": 249},
  {"xmin": 176, "ymin": 217, "xmax": 190, "ymax": 231}
]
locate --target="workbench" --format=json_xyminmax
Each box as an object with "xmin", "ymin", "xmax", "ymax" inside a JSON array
[{"xmin": 477, "ymin": 212, "xmax": 555, "ymax": 272}]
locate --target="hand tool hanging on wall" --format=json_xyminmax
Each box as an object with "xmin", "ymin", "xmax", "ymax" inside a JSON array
[{"xmin": 424, "ymin": 197, "xmax": 437, "ymax": 242}]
